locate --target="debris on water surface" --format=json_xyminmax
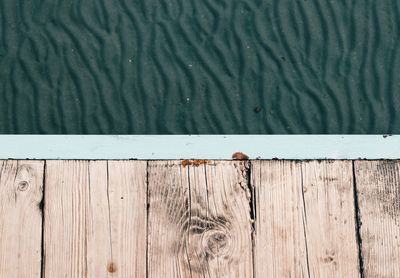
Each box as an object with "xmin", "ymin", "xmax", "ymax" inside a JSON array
[{"xmin": 254, "ymin": 107, "xmax": 262, "ymax": 113}]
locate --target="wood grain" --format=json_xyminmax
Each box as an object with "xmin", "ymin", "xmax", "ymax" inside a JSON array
[
  {"xmin": 147, "ymin": 160, "xmax": 253, "ymax": 277},
  {"xmin": 3, "ymin": 159, "xmax": 400, "ymax": 277},
  {"xmin": 301, "ymin": 161, "xmax": 360, "ymax": 277},
  {"xmin": 252, "ymin": 160, "xmax": 359, "ymax": 277},
  {"xmin": 44, "ymin": 160, "xmax": 147, "ymax": 277},
  {"xmin": 107, "ymin": 160, "xmax": 147, "ymax": 277},
  {"xmin": 355, "ymin": 160, "xmax": 400, "ymax": 278},
  {"xmin": 0, "ymin": 160, "xmax": 44, "ymax": 278}
]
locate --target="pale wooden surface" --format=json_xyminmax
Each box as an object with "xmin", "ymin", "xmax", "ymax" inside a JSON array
[
  {"xmin": 44, "ymin": 160, "xmax": 147, "ymax": 277},
  {"xmin": 0, "ymin": 160, "xmax": 44, "ymax": 278},
  {"xmin": 1, "ymin": 160, "xmax": 400, "ymax": 277},
  {"xmin": 252, "ymin": 160, "xmax": 359, "ymax": 277},
  {"xmin": 147, "ymin": 161, "xmax": 253, "ymax": 277},
  {"xmin": 355, "ymin": 161, "xmax": 400, "ymax": 278},
  {"xmin": 107, "ymin": 160, "xmax": 147, "ymax": 277},
  {"xmin": 300, "ymin": 161, "xmax": 359, "ymax": 277},
  {"xmin": 252, "ymin": 160, "xmax": 308, "ymax": 277},
  {"xmin": 45, "ymin": 160, "xmax": 95, "ymax": 277}
]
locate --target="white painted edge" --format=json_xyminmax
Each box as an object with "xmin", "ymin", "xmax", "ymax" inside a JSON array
[{"xmin": 0, "ymin": 135, "xmax": 398, "ymax": 159}]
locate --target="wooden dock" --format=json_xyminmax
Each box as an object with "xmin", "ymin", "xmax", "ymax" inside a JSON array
[{"xmin": 0, "ymin": 160, "xmax": 399, "ymax": 277}]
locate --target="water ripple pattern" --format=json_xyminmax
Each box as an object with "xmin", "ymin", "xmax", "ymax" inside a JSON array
[{"xmin": 0, "ymin": 0, "xmax": 399, "ymax": 133}]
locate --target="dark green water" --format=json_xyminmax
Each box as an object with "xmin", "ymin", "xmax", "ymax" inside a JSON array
[{"xmin": 0, "ymin": 0, "xmax": 399, "ymax": 134}]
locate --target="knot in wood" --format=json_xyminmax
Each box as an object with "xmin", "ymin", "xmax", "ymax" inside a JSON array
[
  {"xmin": 17, "ymin": 181, "xmax": 29, "ymax": 191},
  {"xmin": 202, "ymin": 229, "xmax": 231, "ymax": 258}
]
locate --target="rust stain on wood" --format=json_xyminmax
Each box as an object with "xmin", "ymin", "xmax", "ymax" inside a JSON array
[
  {"xmin": 181, "ymin": 159, "xmax": 210, "ymax": 167},
  {"xmin": 2, "ymin": 159, "xmax": 400, "ymax": 277},
  {"xmin": 107, "ymin": 262, "xmax": 117, "ymax": 273}
]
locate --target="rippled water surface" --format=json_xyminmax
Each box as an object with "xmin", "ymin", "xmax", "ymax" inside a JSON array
[{"xmin": 0, "ymin": 0, "xmax": 399, "ymax": 133}]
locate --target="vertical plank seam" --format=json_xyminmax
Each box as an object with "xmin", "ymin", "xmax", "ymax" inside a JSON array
[
  {"xmin": 247, "ymin": 161, "xmax": 256, "ymax": 232},
  {"xmin": 248, "ymin": 161, "xmax": 255, "ymax": 278},
  {"xmin": 146, "ymin": 161, "xmax": 149, "ymax": 278},
  {"xmin": 352, "ymin": 160, "xmax": 365, "ymax": 277},
  {"xmin": 40, "ymin": 160, "xmax": 46, "ymax": 278},
  {"xmin": 300, "ymin": 164, "xmax": 311, "ymax": 278}
]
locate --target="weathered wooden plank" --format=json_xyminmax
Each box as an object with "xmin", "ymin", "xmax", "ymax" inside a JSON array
[
  {"xmin": 301, "ymin": 161, "xmax": 360, "ymax": 277},
  {"xmin": 44, "ymin": 160, "xmax": 98, "ymax": 277},
  {"xmin": 0, "ymin": 160, "xmax": 44, "ymax": 278},
  {"xmin": 44, "ymin": 160, "xmax": 147, "ymax": 277},
  {"xmin": 355, "ymin": 160, "xmax": 400, "ymax": 278},
  {"xmin": 252, "ymin": 160, "xmax": 307, "ymax": 277},
  {"xmin": 147, "ymin": 160, "xmax": 253, "ymax": 277},
  {"xmin": 107, "ymin": 160, "xmax": 147, "ymax": 277},
  {"xmin": 252, "ymin": 160, "xmax": 359, "ymax": 277}
]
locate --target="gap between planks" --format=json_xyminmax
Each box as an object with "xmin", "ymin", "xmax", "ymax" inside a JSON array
[{"xmin": 1, "ymin": 160, "xmax": 399, "ymax": 277}]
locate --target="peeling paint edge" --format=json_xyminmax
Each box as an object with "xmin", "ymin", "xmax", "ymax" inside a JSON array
[{"xmin": 0, "ymin": 135, "xmax": 398, "ymax": 160}]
